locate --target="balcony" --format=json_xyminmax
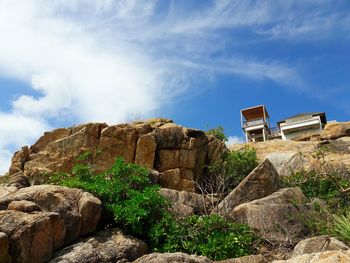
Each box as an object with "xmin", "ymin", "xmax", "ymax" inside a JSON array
[{"xmin": 242, "ymin": 118, "xmax": 266, "ymax": 128}]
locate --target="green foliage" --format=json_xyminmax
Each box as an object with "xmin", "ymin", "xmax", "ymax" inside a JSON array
[
  {"xmin": 51, "ymin": 157, "xmax": 168, "ymax": 237},
  {"xmin": 206, "ymin": 126, "xmax": 228, "ymax": 142},
  {"xmin": 205, "ymin": 146, "xmax": 259, "ymax": 194},
  {"xmin": 333, "ymin": 212, "xmax": 350, "ymax": 242},
  {"xmin": 149, "ymin": 214, "xmax": 255, "ymax": 260},
  {"xmin": 283, "ymin": 169, "xmax": 350, "ymax": 208}
]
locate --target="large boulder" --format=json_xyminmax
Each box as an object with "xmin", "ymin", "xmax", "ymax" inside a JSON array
[
  {"xmin": 0, "ymin": 185, "xmax": 102, "ymax": 263},
  {"xmin": 231, "ymin": 188, "xmax": 310, "ymax": 243},
  {"xmin": 217, "ymin": 255, "xmax": 267, "ymax": 263},
  {"xmin": 50, "ymin": 228, "xmax": 148, "ymax": 263},
  {"xmin": 8, "ymin": 120, "xmax": 226, "ymax": 192},
  {"xmin": 320, "ymin": 122, "xmax": 350, "ymax": 140},
  {"xmin": 132, "ymin": 252, "xmax": 212, "ymax": 263},
  {"xmin": 0, "ymin": 232, "xmax": 10, "ymax": 263},
  {"xmin": 266, "ymin": 152, "xmax": 306, "ymax": 177},
  {"xmin": 272, "ymin": 250, "xmax": 350, "ymax": 263},
  {"xmin": 215, "ymin": 159, "xmax": 283, "ymax": 218},
  {"xmin": 291, "ymin": 236, "xmax": 349, "ymax": 257}
]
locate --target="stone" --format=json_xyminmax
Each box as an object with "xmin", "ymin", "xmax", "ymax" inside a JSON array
[
  {"xmin": 0, "ymin": 232, "xmax": 10, "ymax": 263},
  {"xmin": 266, "ymin": 152, "xmax": 305, "ymax": 177},
  {"xmin": 0, "ymin": 210, "xmax": 53, "ymax": 263},
  {"xmin": 135, "ymin": 134, "xmax": 157, "ymax": 169},
  {"xmin": 216, "ymin": 159, "xmax": 283, "ymax": 218},
  {"xmin": 320, "ymin": 122, "xmax": 350, "ymax": 140},
  {"xmin": 154, "ymin": 124, "xmax": 185, "ymax": 149},
  {"xmin": 272, "ymin": 250, "xmax": 350, "ymax": 263},
  {"xmin": 132, "ymin": 252, "xmax": 212, "ymax": 263},
  {"xmin": 159, "ymin": 168, "xmax": 182, "ymax": 190},
  {"xmin": 292, "ymin": 236, "xmax": 349, "ymax": 257},
  {"xmin": 7, "ymin": 171, "xmax": 30, "ymax": 189},
  {"xmin": 9, "ymin": 146, "xmax": 30, "ymax": 175},
  {"xmin": 50, "ymin": 228, "xmax": 148, "ymax": 263},
  {"xmin": 156, "ymin": 150, "xmax": 180, "ymax": 171},
  {"xmin": 0, "ymin": 185, "xmax": 102, "ymax": 263},
  {"xmin": 217, "ymin": 254, "xmax": 267, "ymax": 263},
  {"xmin": 167, "ymin": 203, "xmax": 194, "ymax": 219},
  {"xmin": 8, "ymin": 200, "xmax": 41, "ymax": 212},
  {"xmin": 231, "ymin": 188, "xmax": 310, "ymax": 243}
]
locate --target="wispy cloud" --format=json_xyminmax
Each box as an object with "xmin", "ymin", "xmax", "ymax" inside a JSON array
[
  {"xmin": 226, "ymin": 136, "xmax": 245, "ymax": 147},
  {"xmin": 0, "ymin": 0, "xmax": 348, "ymax": 173}
]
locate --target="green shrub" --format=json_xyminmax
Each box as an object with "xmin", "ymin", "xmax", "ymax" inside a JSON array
[
  {"xmin": 283, "ymin": 169, "xmax": 350, "ymax": 208},
  {"xmin": 51, "ymin": 157, "xmax": 169, "ymax": 237},
  {"xmin": 203, "ymin": 146, "xmax": 258, "ymax": 194},
  {"xmin": 206, "ymin": 126, "xmax": 228, "ymax": 142},
  {"xmin": 333, "ymin": 212, "xmax": 350, "ymax": 243},
  {"xmin": 149, "ymin": 214, "xmax": 255, "ymax": 260}
]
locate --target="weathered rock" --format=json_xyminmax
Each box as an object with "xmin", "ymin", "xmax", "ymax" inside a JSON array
[
  {"xmin": 273, "ymin": 250, "xmax": 350, "ymax": 263},
  {"xmin": 7, "ymin": 200, "xmax": 41, "ymax": 212},
  {"xmin": 292, "ymin": 236, "xmax": 349, "ymax": 257},
  {"xmin": 135, "ymin": 134, "xmax": 157, "ymax": 169},
  {"xmin": 217, "ymin": 254, "xmax": 267, "ymax": 263},
  {"xmin": 167, "ymin": 202, "xmax": 194, "ymax": 219},
  {"xmin": 266, "ymin": 152, "xmax": 306, "ymax": 177},
  {"xmin": 159, "ymin": 188, "xmax": 217, "ymax": 214},
  {"xmin": 320, "ymin": 122, "xmax": 350, "ymax": 140},
  {"xmin": 50, "ymin": 228, "xmax": 148, "ymax": 263},
  {"xmin": 9, "ymin": 120, "xmax": 227, "ymax": 192},
  {"xmin": 7, "ymin": 171, "xmax": 30, "ymax": 189},
  {"xmin": 231, "ymin": 188, "xmax": 310, "ymax": 243},
  {"xmin": 133, "ymin": 252, "xmax": 212, "ymax": 263},
  {"xmin": 0, "ymin": 185, "xmax": 102, "ymax": 263},
  {"xmin": 0, "ymin": 232, "xmax": 10, "ymax": 263},
  {"xmin": 216, "ymin": 159, "xmax": 283, "ymax": 218},
  {"xmin": 0, "ymin": 210, "xmax": 53, "ymax": 263}
]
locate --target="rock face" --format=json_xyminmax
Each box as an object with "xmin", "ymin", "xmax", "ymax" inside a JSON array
[
  {"xmin": 320, "ymin": 122, "xmax": 350, "ymax": 140},
  {"xmin": 231, "ymin": 188, "xmax": 310, "ymax": 243},
  {"xmin": 50, "ymin": 228, "xmax": 148, "ymax": 263},
  {"xmin": 265, "ymin": 152, "xmax": 306, "ymax": 177},
  {"xmin": 0, "ymin": 185, "xmax": 102, "ymax": 263},
  {"xmin": 292, "ymin": 236, "xmax": 349, "ymax": 257},
  {"xmin": 217, "ymin": 255, "xmax": 267, "ymax": 263},
  {"xmin": 216, "ymin": 159, "xmax": 282, "ymax": 218},
  {"xmin": 8, "ymin": 119, "xmax": 226, "ymax": 192},
  {"xmin": 272, "ymin": 250, "xmax": 350, "ymax": 263},
  {"xmin": 132, "ymin": 252, "xmax": 212, "ymax": 263}
]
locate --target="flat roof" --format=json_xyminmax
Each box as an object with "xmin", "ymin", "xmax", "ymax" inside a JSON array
[
  {"xmin": 241, "ymin": 105, "xmax": 269, "ymax": 121},
  {"xmin": 277, "ymin": 112, "xmax": 327, "ymax": 125}
]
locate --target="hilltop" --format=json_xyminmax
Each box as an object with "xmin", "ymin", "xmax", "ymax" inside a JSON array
[{"xmin": 0, "ymin": 120, "xmax": 350, "ymax": 263}]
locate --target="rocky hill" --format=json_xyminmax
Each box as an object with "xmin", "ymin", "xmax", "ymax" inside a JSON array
[{"xmin": 1, "ymin": 120, "xmax": 350, "ymax": 263}]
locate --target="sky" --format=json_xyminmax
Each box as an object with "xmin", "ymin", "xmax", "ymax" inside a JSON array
[{"xmin": 0, "ymin": 0, "xmax": 349, "ymax": 173}]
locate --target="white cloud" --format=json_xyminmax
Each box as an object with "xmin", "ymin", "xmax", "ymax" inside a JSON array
[
  {"xmin": 226, "ymin": 136, "xmax": 245, "ymax": 147},
  {"xmin": 0, "ymin": 0, "xmax": 347, "ymax": 173}
]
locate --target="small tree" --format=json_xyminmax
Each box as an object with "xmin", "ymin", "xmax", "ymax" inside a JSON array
[{"xmin": 206, "ymin": 126, "xmax": 228, "ymax": 142}]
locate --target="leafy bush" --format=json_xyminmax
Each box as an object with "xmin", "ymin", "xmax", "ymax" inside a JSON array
[
  {"xmin": 51, "ymin": 157, "xmax": 169, "ymax": 236},
  {"xmin": 283, "ymin": 169, "xmax": 350, "ymax": 208},
  {"xmin": 149, "ymin": 214, "xmax": 255, "ymax": 260},
  {"xmin": 206, "ymin": 126, "xmax": 228, "ymax": 142},
  {"xmin": 202, "ymin": 146, "xmax": 258, "ymax": 194}
]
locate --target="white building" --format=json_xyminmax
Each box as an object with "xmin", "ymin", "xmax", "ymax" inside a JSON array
[
  {"xmin": 241, "ymin": 105, "xmax": 271, "ymax": 142},
  {"xmin": 277, "ymin": 112, "xmax": 327, "ymax": 140}
]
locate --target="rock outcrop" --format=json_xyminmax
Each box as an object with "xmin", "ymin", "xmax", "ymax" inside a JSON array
[
  {"xmin": 0, "ymin": 185, "xmax": 102, "ymax": 263},
  {"xmin": 291, "ymin": 236, "xmax": 349, "ymax": 257},
  {"xmin": 132, "ymin": 252, "xmax": 212, "ymax": 263},
  {"xmin": 50, "ymin": 228, "xmax": 148, "ymax": 263},
  {"xmin": 320, "ymin": 122, "xmax": 350, "ymax": 140},
  {"xmin": 231, "ymin": 188, "xmax": 310, "ymax": 243},
  {"xmin": 8, "ymin": 119, "xmax": 226, "ymax": 192},
  {"xmin": 273, "ymin": 250, "xmax": 350, "ymax": 263},
  {"xmin": 215, "ymin": 159, "xmax": 282, "ymax": 217}
]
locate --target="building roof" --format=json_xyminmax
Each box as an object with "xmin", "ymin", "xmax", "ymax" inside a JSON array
[
  {"xmin": 277, "ymin": 112, "xmax": 327, "ymax": 125},
  {"xmin": 241, "ymin": 105, "xmax": 269, "ymax": 121}
]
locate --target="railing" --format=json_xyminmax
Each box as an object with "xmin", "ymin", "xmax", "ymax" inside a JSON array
[
  {"xmin": 269, "ymin": 126, "xmax": 281, "ymax": 136},
  {"xmin": 242, "ymin": 118, "xmax": 265, "ymax": 128}
]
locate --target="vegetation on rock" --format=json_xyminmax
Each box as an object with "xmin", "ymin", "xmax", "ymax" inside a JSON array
[{"xmin": 206, "ymin": 126, "xmax": 228, "ymax": 142}]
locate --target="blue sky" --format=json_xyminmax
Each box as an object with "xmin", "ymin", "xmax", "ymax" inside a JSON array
[{"xmin": 0, "ymin": 0, "xmax": 350, "ymax": 173}]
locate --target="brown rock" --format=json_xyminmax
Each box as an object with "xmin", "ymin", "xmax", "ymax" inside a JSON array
[
  {"xmin": 132, "ymin": 252, "xmax": 212, "ymax": 263},
  {"xmin": 0, "ymin": 210, "xmax": 53, "ymax": 263},
  {"xmin": 292, "ymin": 236, "xmax": 349, "ymax": 257},
  {"xmin": 154, "ymin": 124, "xmax": 185, "ymax": 149},
  {"xmin": 320, "ymin": 122, "xmax": 350, "ymax": 140},
  {"xmin": 272, "ymin": 250, "xmax": 350, "ymax": 263},
  {"xmin": 78, "ymin": 192, "xmax": 102, "ymax": 236},
  {"xmin": 8, "ymin": 200, "xmax": 41, "ymax": 212},
  {"xmin": 231, "ymin": 188, "xmax": 310, "ymax": 243},
  {"xmin": 156, "ymin": 150, "xmax": 180, "ymax": 171},
  {"xmin": 31, "ymin": 128, "xmax": 72, "ymax": 153},
  {"xmin": 216, "ymin": 159, "xmax": 283, "ymax": 218},
  {"xmin": 159, "ymin": 168, "xmax": 182, "ymax": 190},
  {"xmin": 217, "ymin": 254, "xmax": 267, "ymax": 263},
  {"xmin": 50, "ymin": 228, "xmax": 148, "ymax": 263},
  {"xmin": 9, "ymin": 146, "xmax": 30, "ymax": 175},
  {"xmin": 7, "ymin": 171, "xmax": 30, "ymax": 189},
  {"xmin": 0, "ymin": 232, "xmax": 10, "ymax": 263},
  {"xmin": 135, "ymin": 134, "xmax": 157, "ymax": 169}
]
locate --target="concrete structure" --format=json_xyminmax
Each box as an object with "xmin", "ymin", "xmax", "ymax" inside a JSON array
[
  {"xmin": 277, "ymin": 112, "xmax": 327, "ymax": 140},
  {"xmin": 241, "ymin": 105, "xmax": 271, "ymax": 142}
]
